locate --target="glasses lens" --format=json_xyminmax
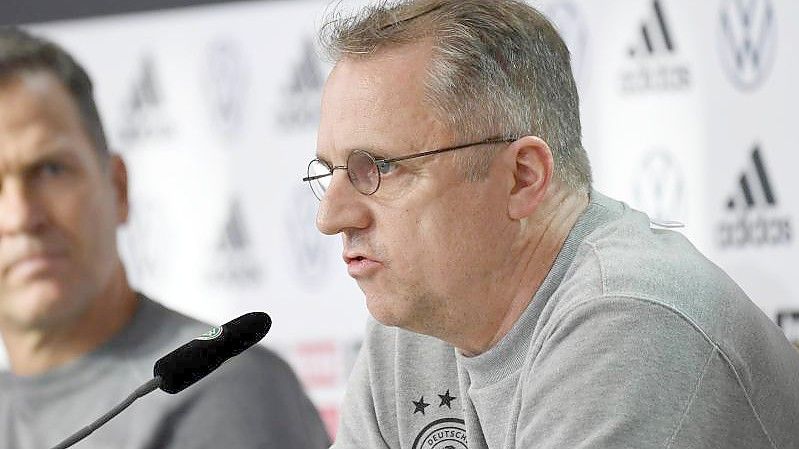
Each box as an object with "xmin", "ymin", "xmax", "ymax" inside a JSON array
[
  {"xmin": 307, "ymin": 159, "xmax": 332, "ymax": 200},
  {"xmin": 348, "ymin": 150, "xmax": 380, "ymax": 195}
]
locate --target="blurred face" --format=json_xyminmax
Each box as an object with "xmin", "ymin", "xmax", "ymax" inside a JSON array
[
  {"xmin": 315, "ymin": 42, "xmax": 514, "ymax": 336},
  {"xmin": 0, "ymin": 71, "xmax": 126, "ymax": 331}
]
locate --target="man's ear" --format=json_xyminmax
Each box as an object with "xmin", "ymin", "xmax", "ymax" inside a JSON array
[
  {"xmin": 109, "ymin": 154, "xmax": 129, "ymax": 225},
  {"xmin": 507, "ymin": 136, "xmax": 553, "ymax": 219}
]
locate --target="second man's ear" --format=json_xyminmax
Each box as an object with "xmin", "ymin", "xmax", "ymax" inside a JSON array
[
  {"xmin": 507, "ymin": 136, "xmax": 554, "ymax": 220},
  {"xmin": 110, "ymin": 154, "xmax": 129, "ymax": 225}
]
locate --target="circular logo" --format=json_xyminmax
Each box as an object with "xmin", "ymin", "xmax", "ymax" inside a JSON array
[
  {"xmin": 717, "ymin": 0, "xmax": 777, "ymax": 91},
  {"xmin": 412, "ymin": 418, "xmax": 467, "ymax": 449},
  {"xmin": 285, "ymin": 185, "xmax": 333, "ymax": 286},
  {"xmin": 204, "ymin": 39, "xmax": 249, "ymax": 138},
  {"xmin": 633, "ymin": 151, "xmax": 685, "ymax": 222},
  {"xmin": 197, "ymin": 326, "xmax": 223, "ymax": 341}
]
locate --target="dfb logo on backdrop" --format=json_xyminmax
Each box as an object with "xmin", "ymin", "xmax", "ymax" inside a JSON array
[
  {"xmin": 118, "ymin": 55, "xmax": 174, "ymax": 146},
  {"xmin": 717, "ymin": 144, "xmax": 792, "ymax": 248},
  {"xmin": 717, "ymin": 0, "xmax": 777, "ymax": 91},
  {"xmin": 276, "ymin": 39, "xmax": 326, "ymax": 130},
  {"xmin": 776, "ymin": 311, "xmax": 799, "ymax": 350},
  {"xmin": 633, "ymin": 150, "xmax": 685, "ymax": 222},
  {"xmin": 620, "ymin": 0, "xmax": 691, "ymax": 93},
  {"xmin": 543, "ymin": 1, "xmax": 589, "ymax": 90},
  {"xmin": 286, "ymin": 185, "xmax": 333, "ymax": 286},
  {"xmin": 203, "ymin": 39, "xmax": 250, "ymax": 139},
  {"xmin": 206, "ymin": 198, "xmax": 263, "ymax": 286}
]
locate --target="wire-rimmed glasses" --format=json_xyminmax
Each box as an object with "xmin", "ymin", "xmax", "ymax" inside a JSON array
[{"xmin": 303, "ymin": 137, "xmax": 516, "ymax": 200}]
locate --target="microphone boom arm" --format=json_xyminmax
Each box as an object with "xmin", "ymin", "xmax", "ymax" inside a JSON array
[{"xmin": 50, "ymin": 377, "xmax": 163, "ymax": 449}]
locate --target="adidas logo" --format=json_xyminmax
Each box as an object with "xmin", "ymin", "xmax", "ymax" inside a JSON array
[
  {"xmin": 725, "ymin": 146, "xmax": 776, "ymax": 210},
  {"xmin": 276, "ymin": 39, "xmax": 325, "ymax": 129},
  {"xmin": 218, "ymin": 200, "xmax": 250, "ymax": 252},
  {"xmin": 207, "ymin": 199, "xmax": 262, "ymax": 285},
  {"xmin": 620, "ymin": 0, "xmax": 690, "ymax": 93},
  {"xmin": 628, "ymin": 0, "xmax": 674, "ymax": 58},
  {"xmin": 118, "ymin": 56, "xmax": 173, "ymax": 145},
  {"xmin": 288, "ymin": 40, "xmax": 325, "ymax": 95},
  {"xmin": 717, "ymin": 145, "xmax": 792, "ymax": 248}
]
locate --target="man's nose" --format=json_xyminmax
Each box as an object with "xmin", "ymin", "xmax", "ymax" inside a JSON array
[
  {"xmin": 316, "ymin": 170, "xmax": 371, "ymax": 236},
  {"xmin": 0, "ymin": 179, "xmax": 47, "ymax": 235}
]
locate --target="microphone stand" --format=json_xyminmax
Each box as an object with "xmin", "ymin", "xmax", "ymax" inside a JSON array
[{"xmin": 50, "ymin": 377, "xmax": 163, "ymax": 449}]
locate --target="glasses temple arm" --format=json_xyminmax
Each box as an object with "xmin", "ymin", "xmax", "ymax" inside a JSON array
[{"xmin": 378, "ymin": 138, "xmax": 516, "ymax": 164}]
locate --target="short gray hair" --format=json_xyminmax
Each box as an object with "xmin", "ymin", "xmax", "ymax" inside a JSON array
[
  {"xmin": 320, "ymin": 0, "xmax": 591, "ymax": 191},
  {"xmin": 0, "ymin": 27, "xmax": 109, "ymax": 160}
]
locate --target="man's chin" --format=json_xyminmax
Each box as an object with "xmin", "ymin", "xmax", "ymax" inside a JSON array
[
  {"xmin": 364, "ymin": 292, "xmax": 415, "ymax": 330},
  {"xmin": 0, "ymin": 282, "xmax": 74, "ymax": 329}
]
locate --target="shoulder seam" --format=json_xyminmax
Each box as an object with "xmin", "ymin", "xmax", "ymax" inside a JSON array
[
  {"xmin": 555, "ymin": 293, "xmax": 779, "ymax": 449},
  {"xmin": 664, "ymin": 345, "xmax": 715, "ymax": 448}
]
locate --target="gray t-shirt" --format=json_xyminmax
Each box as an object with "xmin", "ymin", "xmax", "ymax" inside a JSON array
[
  {"xmin": 0, "ymin": 295, "xmax": 330, "ymax": 449},
  {"xmin": 332, "ymin": 191, "xmax": 799, "ymax": 449}
]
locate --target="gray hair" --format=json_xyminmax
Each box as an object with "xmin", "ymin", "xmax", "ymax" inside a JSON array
[
  {"xmin": 320, "ymin": 0, "xmax": 591, "ymax": 191},
  {"xmin": 0, "ymin": 27, "xmax": 109, "ymax": 160}
]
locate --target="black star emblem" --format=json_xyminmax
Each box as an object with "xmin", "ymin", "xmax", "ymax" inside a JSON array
[
  {"xmin": 438, "ymin": 389, "xmax": 456, "ymax": 409},
  {"xmin": 412, "ymin": 396, "xmax": 430, "ymax": 415}
]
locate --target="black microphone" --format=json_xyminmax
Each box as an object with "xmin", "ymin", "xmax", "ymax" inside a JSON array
[
  {"xmin": 50, "ymin": 312, "xmax": 271, "ymax": 449},
  {"xmin": 155, "ymin": 311, "xmax": 271, "ymax": 393}
]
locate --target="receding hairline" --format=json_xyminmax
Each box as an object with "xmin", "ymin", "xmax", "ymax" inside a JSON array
[{"xmin": 0, "ymin": 68, "xmax": 110, "ymax": 163}]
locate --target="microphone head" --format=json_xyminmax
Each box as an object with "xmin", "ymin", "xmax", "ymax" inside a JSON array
[{"xmin": 154, "ymin": 312, "xmax": 271, "ymax": 394}]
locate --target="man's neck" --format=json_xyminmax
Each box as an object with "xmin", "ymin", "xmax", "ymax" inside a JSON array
[
  {"xmin": 2, "ymin": 266, "xmax": 139, "ymax": 376},
  {"xmin": 459, "ymin": 187, "xmax": 589, "ymax": 356}
]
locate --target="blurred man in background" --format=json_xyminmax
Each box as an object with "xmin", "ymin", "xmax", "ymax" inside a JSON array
[
  {"xmin": 0, "ymin": 28, "xmax": 330, "ymax": 448},
  {"xmin": 305, "ymin": 0, "xmax": 799, "ymax": 448}
]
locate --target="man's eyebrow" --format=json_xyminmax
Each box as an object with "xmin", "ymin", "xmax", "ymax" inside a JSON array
[{"xmin": 26, "ymin": 147, "xmax": 80, "ymax": 163}]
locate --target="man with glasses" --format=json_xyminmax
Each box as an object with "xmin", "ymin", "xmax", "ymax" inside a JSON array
[
  {"xmin": 0, "ymin": 28, "xmax": 330, "ymax": 448},
  {"xmin": 306, "ymin": 1, "xmax": 799, "ymax": 448}
]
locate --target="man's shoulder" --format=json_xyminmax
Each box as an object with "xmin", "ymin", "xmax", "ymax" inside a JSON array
[{"xmin": 562, "ymin": 200, "xmax": 748, "ymax": 333}]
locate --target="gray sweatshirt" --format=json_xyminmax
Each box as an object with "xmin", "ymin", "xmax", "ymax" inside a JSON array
[
  {"xmin": 332, "ymin": 191, "xmax": 799, "ymax": 449},
  {"xmin": 0, "ymin": 295, "xmax": 330, "ymax": 449}
]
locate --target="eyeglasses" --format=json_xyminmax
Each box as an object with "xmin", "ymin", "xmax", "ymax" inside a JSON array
[{"xmin": 303, "ymin": 137, "xmax": 516, "ymax": 200}]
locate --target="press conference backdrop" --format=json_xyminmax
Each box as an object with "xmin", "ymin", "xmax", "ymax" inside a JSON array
[{"xmin": 0, "ymin": 0, "xmax": 796, "ymax": 437}]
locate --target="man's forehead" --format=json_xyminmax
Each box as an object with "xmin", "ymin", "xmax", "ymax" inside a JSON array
[
  {"xmin": 0, "ymin": 74, "xmax": 92, "ymax": 171},
  {"xmin": 317, "ymin": 43, "xmax": 441, "ymax": 161}
]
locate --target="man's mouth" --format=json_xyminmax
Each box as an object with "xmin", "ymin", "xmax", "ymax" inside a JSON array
[
  {"xmin": 343, "ymin": 253, "xmax": 382, "ymax": 277},
  {"xmin": 4, "ymin": 252, "xmax": 68, "ymax": 280}
]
